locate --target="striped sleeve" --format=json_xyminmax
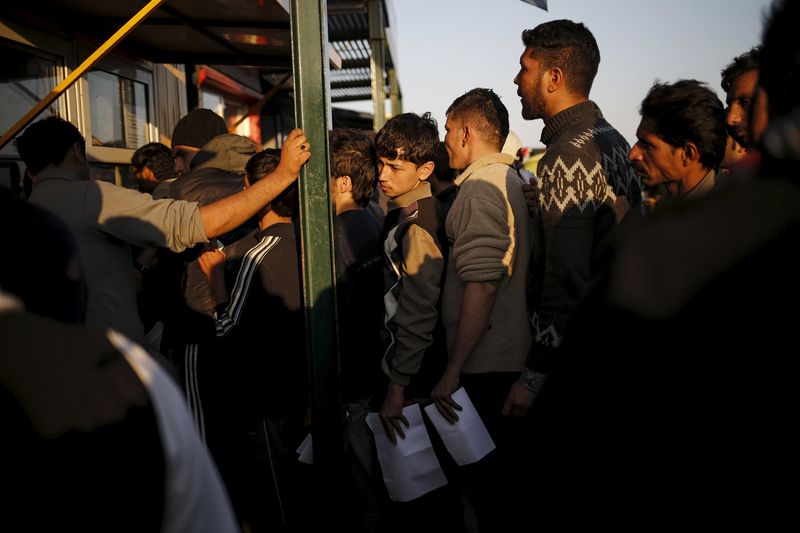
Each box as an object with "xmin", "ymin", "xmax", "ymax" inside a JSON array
[{"xmin": 214, "ymin": 235, "xmax": 281, "ymax": 337}]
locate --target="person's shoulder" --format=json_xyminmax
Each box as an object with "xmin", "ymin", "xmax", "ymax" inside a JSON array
[
  {"xmin": 594, "ymin": 118, "xmax": 631, "ymax": 149},
  {"xmin": 263, "ymin": 221, "xmax": 297, "ymax": 238},
  {"xmin": 416, "ymin": 192, "xmax": 444, "ymax": 211},
  {"xmin": 337, "ymin": 208, "xmax": 377, "ymax": 225},
  {"xmin": 460, "ymin": 164, "xmax": 512, "ymax": 198},
  {"xmin": 258, "ymin": 223, "xmax": 299, "ymax": 255},
  {"xmin": 90, "ymin": 178, "xmax": 139, "ymax": 194},
  {"xmin": 221, "ymin": 227, "xmax": 264, "ymax": 258},
  {"xmin": 411, "ymin": 193, "xmax": 447, "ymax": 227},
  {"xmin": 90, "ymin": 179, "xmax": 150, "ymax": 205},
  {"xmin": 396, "ymin": 204, "xmax": 442, "ymax": 252},
  {"xmin": 337, "ymin": 209, "xmax": 382, "ymax": 236},
  {"xmin": 169, "ymin": 167, "xmax": 242, "ymax": 202}
]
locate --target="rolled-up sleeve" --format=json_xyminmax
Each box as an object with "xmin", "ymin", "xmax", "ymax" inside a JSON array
[
  {"xmin": 449, "ymin": 183, "xmax": 514, "ymax": 283},
  {"xmin": 89, "ymin": 181, "xmax": 208, "ymax": 252}
]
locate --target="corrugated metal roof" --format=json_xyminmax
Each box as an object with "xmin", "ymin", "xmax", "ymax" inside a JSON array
[{"xmin": 327, "ymin": 0, "xmax": 396, "ymax": 102}]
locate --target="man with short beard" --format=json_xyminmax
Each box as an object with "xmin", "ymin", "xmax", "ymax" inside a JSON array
[
  {"xmin": 628, "ymin": 80, "xmax": 726, "ymax": 202},
  {"xmin": 525, "ymin": 1, "xmax": 800, "ymax": 524},
  {"xmin": 721, "ymin": 47, "xmax": 760, "ymax": 150},
  {"xmin": 507, "ymin": 20, "xmax": 640, "ymax": 414},
  {"xmin": 719, "ymin": 48, "xmax": 761, "ymax": 176}
]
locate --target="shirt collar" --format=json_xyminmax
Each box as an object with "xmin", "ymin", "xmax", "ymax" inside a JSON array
[
  {"xmin": 684, "ymin": 168, "xmax": 716, "ymax": 200},
  {"xmin": 35, "ymin": 168, "xmax": 85, "ymax": 184},
  {"xmin": 454, "ymin": 153, "xmax": 515, "ymax": 187},
  {"xmin": 387, "ymin": 181, "xmax": 432, "ymax": 210}
]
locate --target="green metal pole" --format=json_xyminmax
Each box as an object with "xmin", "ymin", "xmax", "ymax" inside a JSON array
[
  {"xmin": 289, "ymin": 0, "xmax": 344, "ymax": 515},
  {"xmin": 369, "ymin": 0, "xmax": 386, "ymax": 130}
]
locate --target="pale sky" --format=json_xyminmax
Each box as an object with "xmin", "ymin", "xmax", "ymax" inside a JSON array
[{"xmin": 339, "ymin": 0, "xmax": 772, "ymax": 148}]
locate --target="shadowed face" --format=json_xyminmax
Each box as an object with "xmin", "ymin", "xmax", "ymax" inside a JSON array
[
  {"xmin": 748, "ymin": 85, "xmax": 770, "ymax": 147},
  {"xmin": 514, "ymin": 47, "xmax": 547, "ymax": 120},
  {"xmin": 172, "ymin": 145, "xmax": 199, "ymax": 176},
  {"xmin": 629, "ymin": 121, "xmax": 685, "ymax": 194},
  {"xmin": 720, "ymin": 135, "xmax": 747, "ymax": 175},
  {"xmin": 725, "ymin": 69, "xmax": 758, "ymax": 148}
]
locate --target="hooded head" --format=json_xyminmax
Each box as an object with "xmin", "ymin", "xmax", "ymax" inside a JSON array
[
  {"xmin": 191, "ymin": 134, "xmax": 258, "ymax": 174},
  {"xmin": 171, "ymin": 109, "xmax": 227, "ymax": 149},
  {"xmin": 171, "ymin": 109, "xmax": 228, "ymax": 175}
]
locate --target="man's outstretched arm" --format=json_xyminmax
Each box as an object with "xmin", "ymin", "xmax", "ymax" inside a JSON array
[{"xmin": 200, "ymin": 128, "xmax": 310, "ymax": 239}]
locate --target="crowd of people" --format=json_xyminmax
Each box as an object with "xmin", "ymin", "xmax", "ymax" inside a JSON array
[{"xmin": 2, "ymin": 0, "xmax": 799, "ymax": 530}]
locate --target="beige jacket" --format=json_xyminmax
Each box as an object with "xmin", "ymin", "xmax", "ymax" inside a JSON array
[
  {"xmin": 31, "ymin": 169, "xmax": 207, "ymax": 344},
  {"xmin": 442, "ymin": 153, "xmax": 532, "ymax": 374}
]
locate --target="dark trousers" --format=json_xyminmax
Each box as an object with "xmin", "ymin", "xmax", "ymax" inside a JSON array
[{"xmin": 460, "ymin": 372, "xmax": 530, "ymax": 533}]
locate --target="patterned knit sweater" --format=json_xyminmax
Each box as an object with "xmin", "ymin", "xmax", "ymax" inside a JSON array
[{"xmin": 528, "ymin": 100, "xmax": 641, "ymax": 372}]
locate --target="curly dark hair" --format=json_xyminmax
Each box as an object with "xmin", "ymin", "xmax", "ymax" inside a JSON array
[
  {"xmin": 246, "ymin": 148, "xmax": 297, "ymax": 218},
  {"xmin": 15, "ymin": 116, "xmax": 85, "ymax": 175},
  {"xmin": 131, "ymin": 142, "xmax": 174, "ymax": 181},
  {"xmin": 522, "ymin": 19, "xmax": 600, "ymax": 97},
  {"xmin": 330, "ymin": 128, "xmax": 377, "ymax": 207},
  {"xmin": 374, "ymin": 112, "xmax": 439, "ymax": 165},
  {"xmin": 720, "ymin": 47, "xmax": 761, "ymax": 93},
  {"xmin": 640, "ymin": 79, "xmax": 727, "ymax": 171},
  {"xmin": 760, "ymin": 0, "xmax": 800, "ymax": 117},
  {"xmin": 446, "ymin": 88, "xmax": 509, "ymax": 151}
]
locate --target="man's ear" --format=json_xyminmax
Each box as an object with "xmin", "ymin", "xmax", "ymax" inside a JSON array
[
  {"xmin": 546, "ymin": 67, "xmax": 564, "ymax": 93},
  {"xmin": 67, "ymin": 142, "xmax": 85, "ymax": 164},
  {"xmin": 417, "ymin": 161, "xmax": 434, "ymax": 181},
  {"xmin": 461, "ymin": 125, "xmax": 470, "ymax": 147},
  {"xmin": 142, "ymin": 166, "xmax": 157, "ymax": 181},
  {"xmin": 682, "ymin": 142, "xmax": 700, "ymax": 164},
  {"xmin": 338, "ymin": 175, "xmax": 353, "ymax": 193}
]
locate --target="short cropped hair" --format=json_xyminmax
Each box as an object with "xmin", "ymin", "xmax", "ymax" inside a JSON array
[
  {"xmin": 720, "ymin": 47, "xmax": 761, "ymax": 93},
  {"xmin": 246, "ymin": 148, "xmax": 297, "ymax": 219},
  {"xmin": 760, "ymin": 0, "xmax": 800, "ymax": 116},
  {"xmin": 131, "ymin": 143, "xmax": 174, "ymax": 181},
  {"xmin": 446, "ymin": 88, "xmax": 509, "ymax": 151},
  {"xmin": 330, "ymin": 129, "xmax": 377, "ymax": 207},
  {"xmin": 640, "ymin": 79, "xmax": 727, "ymax": 171},
  {"xmin": 374, "ymin": 112, "xmax": 439, "ymax": 166},
  {"xmin": 15, "ymin": 116, "xmax": 85, "ymax": 175},
  {"xmin": 522, "ymin": 19, "xmax": 600, "ymax": 97}
]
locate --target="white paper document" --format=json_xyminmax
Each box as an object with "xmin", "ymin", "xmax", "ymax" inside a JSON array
[
  {"xmin": 423, "ymin": 387, "xmax": 495, "ymax": 465},
  {"xmin": 366, "ymin": 404, "xmax": 448, "ymax": 502},
  {"xmin": 295, "ymin": 432, "xmax": 313, "ymax": 465}
]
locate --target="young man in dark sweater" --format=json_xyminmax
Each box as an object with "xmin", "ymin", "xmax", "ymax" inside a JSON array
[
  {"xmin": 509, "ymin": 19, "xmax": 642, "ymax": 414},
  {"xmin": 199, "ymin": 149, "xmax": 306, "ymax": 532},
  {"xmin": 329, "ymin": 128, "xmax": 389, "ymax": 531}
]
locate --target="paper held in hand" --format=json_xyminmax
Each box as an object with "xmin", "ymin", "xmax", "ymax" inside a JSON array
[
  {"xmin": 366, "ymin": 404, "xmax": 448, "ymax": 502},
  {"xmin": 424, "ymin": 386, "xmax": 495, "ymax": 465}
]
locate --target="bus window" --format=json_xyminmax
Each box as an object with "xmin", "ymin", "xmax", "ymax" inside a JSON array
[
  {"xmin": 87, "ymin": 69, "xmax": 150, "ymax": 149},
  {"xmin": 0, "ymin": 45, "xmax": 60, "ymax": 138}
]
